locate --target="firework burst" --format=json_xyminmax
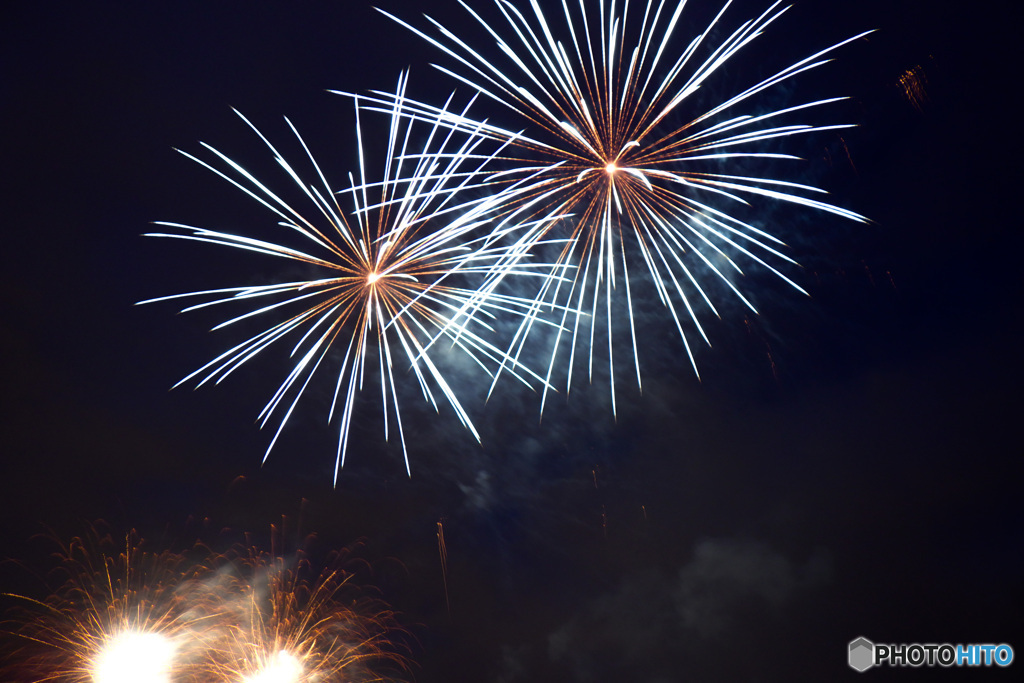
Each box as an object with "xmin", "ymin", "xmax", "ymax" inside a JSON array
[
  {"xmin": 141, "ymin": 73, "xmax": 558, "ymax": 478},
  {"xmin": 0, "ymin": 526, "xmax": 223, "ymax": 682},
  {"xmin": 1, "ymin": 526, "xmax": 411, "ymax": 683},
  {"xmin": 203, "ymin": 544, "xmax": 410, "ymax": 683},
  {"xmin": 375, "ymin": 0, "xmax": 872, "ymax": 413}
]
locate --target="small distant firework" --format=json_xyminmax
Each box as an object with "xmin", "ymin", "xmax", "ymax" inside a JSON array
[
  {"xmin": 141, "ymin": 73, "xmax": 556, "ymax": 478},
  {"xmin": 897, "ymin": 64, "xmax": 929, "ymax": 111},
  {"xmin": 377, "ymin": 0, "xmax": 872, "ymax": 412}
]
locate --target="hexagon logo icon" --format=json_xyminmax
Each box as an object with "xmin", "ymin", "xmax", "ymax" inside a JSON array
[{"xmin": 849, "ymin": 637, "xmax": 875, "ymax": 672}]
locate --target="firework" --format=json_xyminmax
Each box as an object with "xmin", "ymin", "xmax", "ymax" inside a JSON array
[
  {"xmin": 1, "ymin": 526, "xmax": 411, "ymax": 683},
  {"xmin": 202, "ymin": 544, "xmax": 410, "ymax": 683},
  {"xmin": 374, "ymin": 0, "xmax": 872, "ymax": 413},
  {"xmin": 140, "ymin": 72, "xmax": 559, "ymax": 478},
  {"xmin": 0, "ymin": 526, "xmax": 223, "ymax": 682}
]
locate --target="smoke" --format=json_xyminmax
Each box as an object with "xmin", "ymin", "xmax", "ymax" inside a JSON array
[
  {"xmin": 673, "ymin": 538, "xmax": 832, "ymax": 637},
  {"xmin": 490, "ymin": 537, "xmax": 831, "ymax": 683}
]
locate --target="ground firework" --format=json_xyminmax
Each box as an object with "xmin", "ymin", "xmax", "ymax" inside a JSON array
[
  {"xmin": 0, "ymin": 527, "xmax": 222, "ymax": 682},
  {"xmin": 204, "ymin": 544, "xmax": 410, "ymax": 683},
  {"xmin": 141, "ymin": 74, "xmax": 555, "ymax": 478},
  {"xmin": 1, "ymin": 526, "xmax": 410, "ymax": 682},
  {"xmin": 376, "ymin": 0, "xmax": 872, "ymax": 413}
]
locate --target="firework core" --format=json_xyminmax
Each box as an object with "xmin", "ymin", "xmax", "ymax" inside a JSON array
[
  {"xmin": 244, "ymin": 650, "xmax": 304, "ymax": 683},
  {"xmin": 90, "ymin": 631, "xmax": 176, "ymax": 683}
]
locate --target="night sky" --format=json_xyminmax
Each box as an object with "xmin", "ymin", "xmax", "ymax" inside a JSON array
[{"xmin": 1, "ymin": 1, "xmax": 1021, "ymax": 681}]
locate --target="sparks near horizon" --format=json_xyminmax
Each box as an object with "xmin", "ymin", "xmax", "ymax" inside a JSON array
[
  {"xmin": 204, "ymin": 547, "xmax": 410, "ymax": 683},
  {"xmin": 0, "ymin": 529, "xmax": 222, "ymax": 683},
  {"xmin": 140, "ymin": 74, "xmax": 556, "ymax": 478},
  {"xmin": 376, "ymin": 0, "xmax": 873, "ymax": 413},
  {"xmin": 0, "ymin": 528, "xmax": 410, "ymax": 682}
]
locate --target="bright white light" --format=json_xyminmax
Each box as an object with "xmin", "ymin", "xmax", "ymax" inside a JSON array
[
  {"xmin": 91, "ymin": 631, "xmax": 177, "ymax": 683},
  {"xmin": 245, "ymin": 650, "xmax": 304, "ymax": 683},
  {"xmin": 604, "ymin": 162, "xmax": 618, "ymax": 174},
  {"xmin": 366, "ymin": 271, "xmax": 380, "ymax": 284}
]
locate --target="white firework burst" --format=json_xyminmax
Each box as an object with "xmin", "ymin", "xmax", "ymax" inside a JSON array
[
  {"xmin": 368, "ymin": 0, "xmax": 872, "ymax": 413},
  {"xmin": 140, "ymin": 72, "xmax": 559, "ymax": 478}
]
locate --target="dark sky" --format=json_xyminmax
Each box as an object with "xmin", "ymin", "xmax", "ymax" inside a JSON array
[{"xmin": 1, "ymin": 1, "xmax": 1021, "ymax": 681}]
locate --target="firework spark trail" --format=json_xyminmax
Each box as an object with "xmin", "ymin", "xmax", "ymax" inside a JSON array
[
  {"xmin": 436, "ymin": 519, "xmax": 451, "ymax": 617},
  {"xmin": 140, "ymin": 72, "xmax": 563, "ymax": 479},
  {"xmin": 373, "ymin": 0, "xmax": 872, "ymax": 414}
]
